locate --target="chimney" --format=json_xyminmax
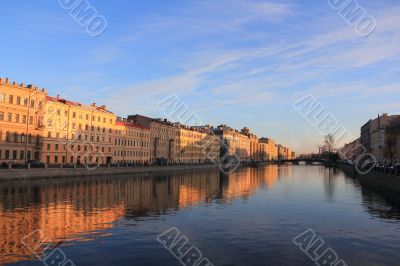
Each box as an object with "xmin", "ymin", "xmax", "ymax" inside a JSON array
[
  {"xmin": 100, "ymin": 105, "xmax": 106, "ymax": 110},
  {"xmin": 5, "ymin": 78, "xmax": 10, "ymax": 84},
  {"xmin": 20, "ymin": 82, "xmax": 26, "ymax": 87},
  {"xmin": 92, "ymin": 103, "xmax": 97, "ymax": 107},
  {"xmin": 27, "ymin": 84, "xmax": 34, "ymax": 89},
  {"xmin": 0, "ymin": 78, "xmax": 3, "ymax": 83},
  {"xmin": 57, "ymin": 95, "xmax": 60, "ymax": 99}
]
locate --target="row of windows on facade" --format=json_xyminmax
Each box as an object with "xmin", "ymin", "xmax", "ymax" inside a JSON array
[
  {"xmin": 0, "ymin": 132, "xmax": 40, "ymax": 144},
  {"xmin": 45, "ymin": 143, "xmax": 111, "ymax": 153},
  {"xmin": 114, "ymin": 138, "xmax": 149, "ymax": 148},
  {"xmin": 179, "ymin": 132, "xmax": 205, "ymax": 139},
  {"xmin": 47, "ymin": 132, "xmax": 111, "ymax": 143},
  {"xmin": 0, "ymin": 93, "xmax": 41, "ymax": 108},
  {"xmin": 151, "ymin": 125, "xmax": 175, "ymax": 134},
  {"xmin": 47, "ymin": 107, "xmax": 114, "ymax": 125},
  {"xmin": 0, "ymin": 112, "xmax": 35, "ymax": 125},
  {"xmin": 115, "ymin": 130, "xmax": 149, "ymax": 138},
  {"xmin": 114, "ymin": 150, "xmax": 149, "ymax": 157},
  {"xmin": 47, "ymin": 121, "xmax": 113, "ymax": 134},
  {"xmin": 0, "ymin": 150, "xmax": 32, "ymax": 160}
]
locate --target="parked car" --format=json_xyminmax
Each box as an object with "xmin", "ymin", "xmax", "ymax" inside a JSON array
[{"xmin": 28, "ymin": 160, "xmax": 45, "ymax": 168}]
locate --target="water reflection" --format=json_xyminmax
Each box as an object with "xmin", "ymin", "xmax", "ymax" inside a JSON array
[
  {"xmin": 1, "ymin": 165, "xmax": 400, "ymax": 265},
  {"xmin": 0, "ymin": 167, "xmax": 278, "ymax": 264}
]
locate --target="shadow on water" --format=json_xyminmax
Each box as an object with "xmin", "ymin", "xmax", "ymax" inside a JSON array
[{"xmin": 337, "ymin": 167, "xmax": 400, "ymax": 220}]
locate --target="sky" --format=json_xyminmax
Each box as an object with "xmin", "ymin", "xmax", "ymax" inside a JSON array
[{"xmin": 1, "ymin": 0, "xmax": 400, "ymax": 154}]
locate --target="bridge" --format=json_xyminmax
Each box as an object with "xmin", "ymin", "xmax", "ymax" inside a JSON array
[{"xmin": 279, "ymin": 159, "xmax": 325, "ymax": 165}]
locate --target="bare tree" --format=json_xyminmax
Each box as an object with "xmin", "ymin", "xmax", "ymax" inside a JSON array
[{"xmin": 323, "ymin": 134, "xmax": 336, "ymax": 152}]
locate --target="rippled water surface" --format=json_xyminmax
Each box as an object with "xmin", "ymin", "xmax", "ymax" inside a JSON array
[{"xmin": 1, "ymin": 165, "xmax": 400, "ymax": 266}]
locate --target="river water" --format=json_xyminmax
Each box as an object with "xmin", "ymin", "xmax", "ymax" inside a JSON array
[{"xmin": 1, "ymin": 165, "xmax": 400, "ymax": 266}]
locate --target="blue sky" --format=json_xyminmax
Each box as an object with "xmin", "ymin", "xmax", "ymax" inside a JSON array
[{"xmin": 1, "ymin": 0, "xmax": 400, "ymax": 154}]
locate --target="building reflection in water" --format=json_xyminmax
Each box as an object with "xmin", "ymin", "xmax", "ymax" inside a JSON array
[{"xmin": 0, "ymin": 166, "xmax": 279, "ymax": 264}]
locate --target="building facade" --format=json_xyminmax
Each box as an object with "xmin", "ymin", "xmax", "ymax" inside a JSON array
[
  {"xmin": 259, "ymin": 138, "xmax": 278, "ymax": 161},
  {"xmin": 113, "ymin": 118, "xmax": 150, "ymax": 164},
  {"xmin": 241, "ymin": 127, "xmax": 260, "ymax": 161},
  {"xmin": 361, "ymin": 113, "xmax": 400, "ymax": 162},
  {"xmin": 173, "ymin": 123, "xmax": 219, "ymax": 164},
  {"xmin": 338, "ymin": 138, "xmax": 362, "ymax": 162},
  {"xmin": 0, "ymin": 78, "xmax": 47, "ymax": 165},
  {"xmin": 41, "ymin": 96, "xmax": 116, "ymax": 165},
  {"xmin": 214, "ymin": 125, "xmax": 250, "ymax": 162},
  {"xmin": 128, "ymin": 115, "xmax": 176, "ymax": 164}
]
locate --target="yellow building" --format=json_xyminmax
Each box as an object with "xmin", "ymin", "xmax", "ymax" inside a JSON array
[
  {"xmin": 277, "ymin": 144, "xmax": 294, "ymax": 160},
  {"xmin": 42, "ymin": 96, "xmax": 116, "ymax": 165},
  {"xmin": 259, "ymin": 138, "xmax": 278, "ymax": 161},
  {"xmin": 0, "ymin": 78, "xmax": 47, "ymax": 165},
  {"xmin": 214, "ymin": 125, "xmax": 250, "ymax": 162},
  {"xmin": 174, "ymin": 123, "xmax": 219, "ymax": 164},
  {"xmin": 241, "ymin": 127, "xmax": 260, "ymax": 161},
  {"xmin": 113, "ymin": 118, "xmax": 151, "ymax": 164},
  {"xmin": 128, "ymin": 115, "xmax": 176, "ymax": 164}
]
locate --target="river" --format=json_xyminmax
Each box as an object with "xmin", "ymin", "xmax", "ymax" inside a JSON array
[{"xmin": 1, "ymin": 165, "xmax": 399, "ymax": 266}]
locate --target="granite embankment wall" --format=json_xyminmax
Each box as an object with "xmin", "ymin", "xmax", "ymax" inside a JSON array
[
  {"xmin": 338, "ymin": 163, "xmax": 400, "ymax": 195},
  {"xmin": 0, "ymin": 164, "xmax": 219, "ymax": 181}
]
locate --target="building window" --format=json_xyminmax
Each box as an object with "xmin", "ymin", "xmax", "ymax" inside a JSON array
[
  {"xmin": 0, "ymin": 111, "xmax": 4, "ymax": 121},
  {"xmin": 12, "ymin": 150, "xmax": 17, "ymax": 160},
  {"xmin": 54, "ymin": 156, "xmax": 58, "ymax": 163},
  {"xmin": 9, "ymin": 95, "xmax": 13, "ymax": 104},
  {"xmin": 8, "ymin": 113, "xmax": 12, "ymax": 122},
  {"xmin": 0, "ymin": 92, "xmax": 5, "ymax": 102},
  {"xmin": 30, "ymin": 99, "xmax": 35, "ymax": 108}
]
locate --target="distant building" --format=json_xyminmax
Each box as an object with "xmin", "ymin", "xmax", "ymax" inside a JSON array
[
  {"xmin": 277, "ymin": 144, "xmax": 290, "ymax": 160},
  {"xmin": 113, "ymin": 118, "xmax": 150, "ymax": 164},
  {"xmin": 173, "ymin": 123, "xmax": 219, "ymax": 164},
  {"xmin": 214, "ymin": 125, "xmax": 250, "ymax": 162},
  {"xmin": 241, "ymin": 127, "xmax": 259, "ymax": 161},
  {"xmin": 259, "ymin": 138, "xmax": 278, "ymax": 160},
  {"xmin": 128, "ymin": 115, "xmax": 176, "ymax": 163}
]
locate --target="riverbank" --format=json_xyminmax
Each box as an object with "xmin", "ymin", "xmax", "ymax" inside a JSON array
[
  {"xmin": 0, "ymin": 164, "xmax": 219, "ymax": 181},
  {"xmin": 338, "ymin": 163, "xmax": 400, "ymax": 195}
]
